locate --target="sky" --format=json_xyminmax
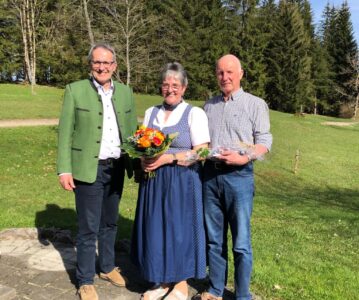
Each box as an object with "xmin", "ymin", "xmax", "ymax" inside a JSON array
[{"xmin": 310, "ymin": 0, "xmax": 359, "ymax": 44}]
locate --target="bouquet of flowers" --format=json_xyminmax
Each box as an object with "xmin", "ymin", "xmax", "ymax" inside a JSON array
[
  {"xmin": 195, "ymin": 142, "xmax": 264, "ymax": 161},
  {"xmin": 121, "ymin": 126, "xmax": 178, "ymax": 177}
]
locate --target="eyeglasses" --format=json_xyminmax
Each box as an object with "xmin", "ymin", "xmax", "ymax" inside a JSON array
[
  {"xmin": 162, "ymin": 84, "xmax": 181, "ymax": 91},
  {"xmin": 91, "ymin": 61, "xmax": 115, "ymax": 67}
]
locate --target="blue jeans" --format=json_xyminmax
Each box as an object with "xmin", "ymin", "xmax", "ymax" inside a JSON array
[
  {"xmin": 74, "ymin": 162, "xmax": 125, "ymax": 286},
  {"xmin": 203, "ymin": 161, "xmax": 254, "ymax": 300}
]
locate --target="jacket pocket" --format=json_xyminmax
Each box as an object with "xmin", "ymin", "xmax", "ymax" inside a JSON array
[{"xmin": 75, "ymin": 107, "xmax": 90, "ymax": 112}]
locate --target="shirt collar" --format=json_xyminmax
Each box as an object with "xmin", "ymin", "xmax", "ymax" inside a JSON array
[
  {"xmin": 162, "ymin": 99, "xmax": 184, "ymax": 111},
  {"xmin": 221, "ymin": 88, "xmax": 244, "ymax": 102},
  {"xmin": 92, "ymin": 78, "xmax": 114, "ymax": 93}
]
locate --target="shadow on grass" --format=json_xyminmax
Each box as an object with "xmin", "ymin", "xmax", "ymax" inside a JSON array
[{"xmin": 256, "ymin": 171, "xmax": 359, "ymax": 213}]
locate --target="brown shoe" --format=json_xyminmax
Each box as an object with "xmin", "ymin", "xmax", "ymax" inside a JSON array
[
  {"xmin": 78, "ymin": 285, "xmax": 98, "ymax": 300},
  {"xmin": 201, "ymin": 291, "xmax": 223, "ymax": 300},
  {"xmin": 99, "ymin": 267, "xmax": 127, "ymax": 287}
]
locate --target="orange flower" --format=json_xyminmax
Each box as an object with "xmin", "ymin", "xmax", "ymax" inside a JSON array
[
  {"xmin": 137, "ymin": 136, "xmax": 151, "ymax": 148},
  {"xmin": 155, "ymin": 131, "xmax": 165, "ymax": 141}
]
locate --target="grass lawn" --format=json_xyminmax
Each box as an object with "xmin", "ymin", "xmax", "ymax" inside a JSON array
[
  {"xmin": 0, "ymin": 84, "xmax": 358, "ymax": 299},
  {"xmin": 0, "ymin": 83, "xmax": 203, "ymax": 119}
]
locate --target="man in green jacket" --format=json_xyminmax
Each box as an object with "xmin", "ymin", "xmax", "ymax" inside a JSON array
[{"xmin": 57, "ymin": 43, "xmax": 137, "ymax": 300}]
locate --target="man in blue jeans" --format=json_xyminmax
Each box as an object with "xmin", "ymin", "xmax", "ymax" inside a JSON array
[{"xmin": 202, "ymin": 54, "xmax": 272, "ymax": 300}]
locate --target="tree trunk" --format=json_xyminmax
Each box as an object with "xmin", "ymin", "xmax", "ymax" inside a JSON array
[
  {"xmin": 82, "ymin": 0, "xmax": 94, "ymax": 45},
  {"xmin": 125, "ymin": 0, "xmax": 130, "ymax": 85},
  {"xmin": 354, "ymin": 93, "xmax": 359, "ymax": 119},
  {"xmin": 29, "ymin": 0, "xmax": 36, "ymax": 92},
  {"xmin": 14, "ymin": 0, "xmax": 37, "ymax": 93},
  {"xmin": 354, "ymin": 69, "xmax": 359, "ymax": 119}
]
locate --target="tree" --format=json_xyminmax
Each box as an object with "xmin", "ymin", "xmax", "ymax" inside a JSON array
[
  {"xmin": 265, "ymin": 0, "xmax": 313, "ymax": 112},
  {"xmin": 184, "ymin": 0, "xmax": 232, "ymax": 99},
  {"xmin": 310, "ymin": 38, "xmax": 333, "ymax": 114},
  {"xmin": 353, "ymin": 52, "xmax": 359, "ymax": 119},
  {"xmin": 333, "ymin": 2, "xmax": 358, "ymax": 111},
  {"xmin": 35, "ymin": 0, "xmax": 89, "ymax": 86},
  {"xmin": 226, "ymin": 0, "xmax": 269, "ymax": 98},
  {"xmin": 319, "ymin": 1, "xmax": 358, "ymax": 116},
  {"xmin": 98, "ymin": 0, "xmax": 157, "ymax": 85},
  {"xmin": 8, "ymin": 0, "xmax": 45, "ymax": 92},
  {"xmin": 138, "ymin": 0, "xmax": 231, "ymax": 99},
  {"xmin": 82, "ymin": 0, "xmax": 94, "ymax": 45},
  {"xmin": 337, "ymin": 51, "xmax": 359, "ymax": 118},
  {"xmin": 0, "ymin": 0, "xmax": 22, "ymax": 81}
]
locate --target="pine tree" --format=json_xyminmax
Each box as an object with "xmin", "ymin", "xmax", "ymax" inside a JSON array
[
  {"xmin": 265, "ymin": 0, "xmax": 313, "ymax": 113},
  {"xmin": 310, "ymin": 37, "xmax": 333, "ymax": 114},
  {"xmin": 226, "ymin": 0, "xmax": 269, "ymax": 98},
  {"xmin": 334, "ymin": 1, "xmax": 358, "ymax": 112},
  {"xmin": 187, "ymin": 0, "xmax": 232, "ymax": 99},
  {"xmin": 319, "ymin": 1, "xmax": 358, "ymax": 116},
  {"xmin": 144, "ymin": 0, "xmax": 231, "ymax": 100},
  {"xmin": 0, "ymin": 0, "xmax": 22, "ymax": 81}
]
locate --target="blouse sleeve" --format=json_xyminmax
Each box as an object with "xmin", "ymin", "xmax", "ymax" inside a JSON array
[
  {"xmin": 142, "ymin": 107, "xmax": 154, "ymax": 127},
  {"xmin": 188, "ymin": 106, "xmax": 210, "ymax": 146}
]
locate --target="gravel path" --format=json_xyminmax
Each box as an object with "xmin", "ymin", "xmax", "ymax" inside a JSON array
[
  {"xmin": 0, "ymin": 119, "xmax": 59, "ymax": 128},
  {"xmin": 0, "ymin": 117, "xmax": 144, "ymax": 128}
]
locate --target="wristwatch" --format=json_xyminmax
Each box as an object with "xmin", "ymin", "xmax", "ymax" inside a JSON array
[{"xmin": 172, "ymin": 153, "xmax": 178, "ymax": 165}]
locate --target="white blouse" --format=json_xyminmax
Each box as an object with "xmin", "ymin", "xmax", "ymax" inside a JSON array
[{"xmin": 142, "ymin": 101, "xmax": 210, "ymax": 147}]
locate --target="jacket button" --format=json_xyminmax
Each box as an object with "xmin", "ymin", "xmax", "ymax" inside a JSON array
[
  {"xmin": 99, "ymin": 112, "xmax": 102, "ymax": 115},
  {"xmin": 98, "ymin": 126, "xmax": 101, "ymax": 129},
  {"xmin": 96, "ymin": 141, "xmax": 100, "ymax": 143},
  {"xmin": 94, "ymin": 155, "xmax": 98, "ymax": 158}
]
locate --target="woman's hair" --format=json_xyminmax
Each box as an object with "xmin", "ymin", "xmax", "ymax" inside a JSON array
[
  {"xmin": 87, "ymin": 43, "xmax": 116, "ymax": 63},
  {"xmin": 160, "ymin": 62, "xmax": 188, "ymax": 86}
]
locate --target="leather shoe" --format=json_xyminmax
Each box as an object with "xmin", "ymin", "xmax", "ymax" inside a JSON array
[
  {"xmin": 78, "ymin": 285, "xmax": 98, "ymax": 300},
  {"xmin": 99, "ymin": 267, "xmax": 127, "ymax": 287}
]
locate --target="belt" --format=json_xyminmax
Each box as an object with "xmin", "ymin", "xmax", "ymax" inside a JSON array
[
  {"xmin": 98, "ymin": 157, "xmax": 122, "ymax": 166},
  {"xmin": 205, "ymin": 160, "xmax": 239, "ymax": 171}
]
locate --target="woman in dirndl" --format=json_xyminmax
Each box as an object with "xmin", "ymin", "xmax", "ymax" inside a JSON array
[{"xmin": 131, "ymin": 62, "xmax": 210, "ymax": 300}]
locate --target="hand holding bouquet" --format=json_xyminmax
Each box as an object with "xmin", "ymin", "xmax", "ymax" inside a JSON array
[
  {"xmin": 195, "ymin": 142, "xmax": 265, "ymax": 162},
  {"xmin": 121, "ymin": 126, "xmax": 178, "ymax": 177}
]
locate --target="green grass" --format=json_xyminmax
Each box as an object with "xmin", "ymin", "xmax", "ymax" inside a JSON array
[
  {"xmin": 0, "ymin": 84, "xmax": 64, "ymax": 119},
  {"xmin": 0, "ymin": 84, "xmax": 358, "ymax": 299},
  {"xmin": 249, "ymin": 111, "xmax": 359, "ymax": 300},
  {"xmin": 0, "ymin": 83, "xmax": 203, "ymax": 119}
]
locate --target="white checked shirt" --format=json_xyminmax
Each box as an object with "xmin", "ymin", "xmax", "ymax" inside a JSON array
[{"xmin": 93, "ymin": 79, "xmax": 122, "ymax": 159}]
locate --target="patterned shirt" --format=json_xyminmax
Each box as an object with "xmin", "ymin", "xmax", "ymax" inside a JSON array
[{"xmin": 204, "ymin": 88, "xmax": 272, "ymax": 151}]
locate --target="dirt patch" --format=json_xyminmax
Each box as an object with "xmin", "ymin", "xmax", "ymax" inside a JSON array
[{"xmin": 321, "ymin": 121, "xmax": 358, "ymax": 127}]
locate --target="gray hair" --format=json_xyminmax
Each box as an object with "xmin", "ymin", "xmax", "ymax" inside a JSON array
[
  {"xmin": 87, "ymin": 43, "xmax": 116, "ymax": 63},
  {"xmin": 160, "ymin": 62, "xmax": 188, "ymax": 86}
]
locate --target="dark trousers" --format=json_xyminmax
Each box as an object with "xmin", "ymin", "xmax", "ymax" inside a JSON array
[{"xmin": 74, "ymin": 161, "xmax": 125, "ymax": 286}]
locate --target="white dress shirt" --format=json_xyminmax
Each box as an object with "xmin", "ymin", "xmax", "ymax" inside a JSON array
[{"xmin": 93, "ymin": 79, "xmax": 122, "ymax": 159}]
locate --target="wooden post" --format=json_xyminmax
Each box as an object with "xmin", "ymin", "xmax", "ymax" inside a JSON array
[{"xmin": 294, "ymin": 149, "xmax": 300, "ymax": 174}]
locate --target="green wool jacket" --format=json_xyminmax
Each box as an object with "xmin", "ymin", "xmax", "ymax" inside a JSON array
[{"xmin": 57, "ymin": 79, "xmax": 138, "ymax": 183}]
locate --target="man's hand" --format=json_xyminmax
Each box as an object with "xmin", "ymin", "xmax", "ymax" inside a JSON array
[
  {"xmin": 59, "ymin": 174, "xmax": 76, "ymax": 191},
  {"xmin": 217, "ymin": 149, "xmax": 249, "ymax": 166}
]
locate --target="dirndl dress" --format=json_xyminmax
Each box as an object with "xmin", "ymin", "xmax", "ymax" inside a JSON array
[{"xmin": 131, "ymin": 105, "xmax": 206, "ymax": 283}]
